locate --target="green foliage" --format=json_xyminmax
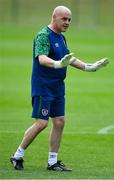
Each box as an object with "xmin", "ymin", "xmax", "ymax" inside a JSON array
[{"xmin": 0, "ymin": 24, "xmax": 114, "ymax": 179}]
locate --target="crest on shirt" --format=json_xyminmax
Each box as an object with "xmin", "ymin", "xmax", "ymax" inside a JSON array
[
  {"xmin": 42, "ymin": 109, "xmax": 48, "ymax": 116},
  {"xmin": 55, "ymin": 43, "xmax": 59, "ymax": 47}
]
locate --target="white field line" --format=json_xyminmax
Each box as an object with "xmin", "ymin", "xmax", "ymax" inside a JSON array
[{"xmin": 98, "ymin": 125, "xmax": 114, "ymax": 134}]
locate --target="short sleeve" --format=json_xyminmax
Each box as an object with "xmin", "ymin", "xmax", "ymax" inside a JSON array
[{"xmin": 35, "ymin": 33, "xmax": 50, "ymax": 58}]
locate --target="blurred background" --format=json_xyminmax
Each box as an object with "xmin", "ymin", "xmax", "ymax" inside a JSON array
[
  {"xmin": 0, "ymin": 0, "xmax": 114, "ymax": 132},
  {"xmin": 0, "ymin": 1, "xmax": 114, "ymax": 179},
  {"xmin": 1, "ymin": 0, "xmax": 114, "ymax": 27}
]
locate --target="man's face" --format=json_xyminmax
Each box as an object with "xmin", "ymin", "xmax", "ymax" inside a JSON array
[{"xmin": 53, "ymin": 12, "xmax": 72, "ymax": 33}]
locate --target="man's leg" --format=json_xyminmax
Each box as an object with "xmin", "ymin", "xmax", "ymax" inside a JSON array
[
  {"xmin": 50, "ymin": 116, "xmax": 65, "ymax": 153},
  {"xmin": 11, "ymin": 95, "xmax": 51, "ymax": 170},
  {"xmin": 47, "ymin": 116, "xmax": 72, "ymax": 171},
  {"xmin": 48, "ymin": 116, "xmax": 64, "ymax": 166},
  {"xmin": 10, "ymin": 119, "xmax": 48, "ymax": 170},
  {"xmin": 20, "ymin": 119, "xmax": 48, "ymax": 150}
]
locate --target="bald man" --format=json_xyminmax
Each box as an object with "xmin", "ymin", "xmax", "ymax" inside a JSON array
[{"xmin": 10, "ymin": 6, "xmax": 109, "ymax": 171}]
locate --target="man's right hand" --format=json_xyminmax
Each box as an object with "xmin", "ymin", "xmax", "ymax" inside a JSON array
[
  {"xmin": 61, "ymin": 53, "xmax": 75, "ymax": 67},
  {"xmin": 54, "ymin": 53, "xmax": 75, "ymax": 68}
]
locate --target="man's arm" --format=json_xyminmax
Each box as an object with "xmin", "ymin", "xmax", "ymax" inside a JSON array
[
  {"xmin": 39, "ymin": 53, "xmax": 75, "ymax": 69},
  {"xmin": 70, "ymin": 58, "xmax": 86, "ymax": 70},
  {"xmin": 39, "ymin": 55, "xmax": 56, "ymax": 68},
  {"xmin": 70, "ymin": 56, "xmax": 109, "ymax": 71}
]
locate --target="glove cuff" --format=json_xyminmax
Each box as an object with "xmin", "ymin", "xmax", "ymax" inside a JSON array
[
  {"xmin": 53, "ymin": 61, "xmax": 62, "ymax": 69},
  {"xmin": 69, "ymin": 56, "xmax": 76, "ymax": 64},
  {"xmin": 84, "ymin": 64, "xmax": 96, "ymax": 72}
]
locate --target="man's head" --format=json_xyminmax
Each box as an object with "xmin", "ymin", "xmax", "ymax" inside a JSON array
[{"xmin": 50, "ymin": 6, "xmax": 72, "ymax": 33}]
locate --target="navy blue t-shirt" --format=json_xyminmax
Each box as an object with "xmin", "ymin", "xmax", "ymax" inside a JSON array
[{"xmin": 31, "ymin": 26, "xmax": 69, "ymax": 97}]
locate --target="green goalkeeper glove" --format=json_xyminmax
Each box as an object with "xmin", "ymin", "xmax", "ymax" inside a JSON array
[
  {"xmin": 84, "ymin": 58, "xmax": 110, "ymax": 72},
  {"xmin": 54, "ymin": 53, "xmax": 75, "ymax": 68}
]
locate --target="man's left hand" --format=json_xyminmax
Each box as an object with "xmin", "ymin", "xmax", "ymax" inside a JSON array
[
  {"xmin": 84, "ymin": 58, "xmax": 110, "ymax": 72},
  {"xmin": 93, "ymin": 58, "xmax": 110, "ymax": 70}
]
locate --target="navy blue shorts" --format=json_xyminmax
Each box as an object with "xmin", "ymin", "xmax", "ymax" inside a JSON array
[{"xmin": 32, "ymin": 96, "xmax": 65, "ymax": 120}]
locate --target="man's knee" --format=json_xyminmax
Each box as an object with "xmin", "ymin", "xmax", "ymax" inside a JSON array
[
  {"xmin": 35, "ymin": 119, "xmax": 48, "ymax": 130},
  {"xmin": 52, "ymin": 117, "xmax": 65, "ymax": 129}
]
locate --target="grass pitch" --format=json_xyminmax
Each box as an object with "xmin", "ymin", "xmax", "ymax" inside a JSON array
[{"xmin": 0, "ymin": 24, "xmax": 114, "ymax": 179}]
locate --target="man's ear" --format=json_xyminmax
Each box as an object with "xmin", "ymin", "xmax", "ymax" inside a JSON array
[{"xmin": 53, "ymin": 14, "xmax": 56, "ymax": 21}]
